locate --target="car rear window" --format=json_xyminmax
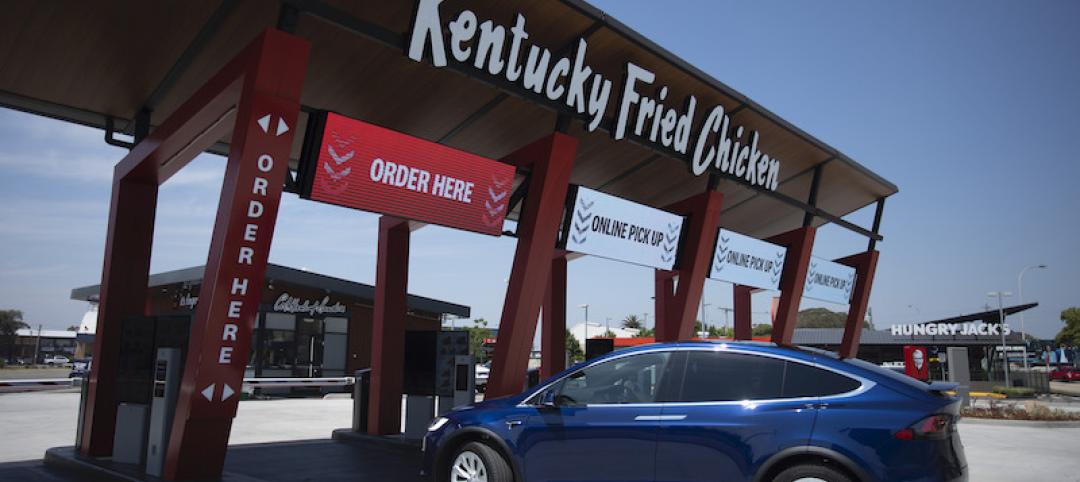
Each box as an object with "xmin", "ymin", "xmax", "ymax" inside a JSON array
[
  {"xmin": 844, "ymin": 357, "xmax": 931, "ymax": 391},
  {"xmin": 783, "ymin": 361, "xmax": 861, "ymax": 397}
]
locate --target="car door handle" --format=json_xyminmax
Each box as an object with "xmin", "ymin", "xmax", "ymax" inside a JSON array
[
  {"xmin": 506, "ymin": 419, "xmax": 523, "ymax": 429},
  {"xmin": 634, "ymin": 415, "xmax": 687, "ymax": 421}
]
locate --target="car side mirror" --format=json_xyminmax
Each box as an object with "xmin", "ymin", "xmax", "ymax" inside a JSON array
[{"xmin": 538, "ymin": 389, "xmax": 559, "ymax": 408}]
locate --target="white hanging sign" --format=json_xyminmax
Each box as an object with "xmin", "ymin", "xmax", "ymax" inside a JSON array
[
  {"xmin": 565, "ymin": 187, "xmax": 684, "ymax": 270},
  {"xmin": 803, "ymin": 257, "xmax": 857, "ymax": 304},
  {"xmin": 709, "ymin": 229, "xmax": 786, "ymax": 290}
]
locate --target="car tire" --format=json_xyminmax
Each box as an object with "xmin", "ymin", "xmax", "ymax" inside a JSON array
[
  {"xmin": 448, "ymin": 442, "xmax": 512, "ymax": 482},
  {"xmin": 772, "ymin": 463, "xmax": 853, "ymax": 482}
]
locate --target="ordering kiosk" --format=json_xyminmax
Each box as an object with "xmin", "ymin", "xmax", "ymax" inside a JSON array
[
  {"xmin": 401, "ymin": 331, "xmax": 474, "ymax": 437},
  {"xmin": 97, "ymin": 315, "xmax": 189, "ymax": 472},
  {"xmin": 146, "ymin": 347, "xmax": 183, "ymax": 476}
]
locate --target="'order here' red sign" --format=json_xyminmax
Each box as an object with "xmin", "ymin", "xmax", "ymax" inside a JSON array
[{"xmin": 303, "ymin": 112, "xmax": 516, "ymax": 235}]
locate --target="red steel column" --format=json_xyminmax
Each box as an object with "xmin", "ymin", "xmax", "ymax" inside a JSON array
[
  {"xmin": 766, "ymin": 227, "xmax": 816, "ymax": 346},
  {"xmin": 836, "ymin": 250, "xmax": 880, "ymax": 358},
  {"xmin": 654, "ymin": 191, "xmax": 724, "ymax": 342},
  {"xmin": 367, "ymin": 216, "xmax": 411, "ymax": 434},
  {"xmin": 163, "ymin": 31, "xmax": 308, "ymax": 480},
  {"xmin": 733, "ymin": 284, "xmax": 753, "ymax": 340},
  {"xmin": 540, "ymin": 253, "xmax": 568, "ymax": 379},
  {"xmin": 80, "ymin": 178, "xmax": 157, "ymax": 456},
  {"xmin": 653, "ymin": 271, "xmax": 676, "ymax": 338},
  {"xmin": 486, "ymin": 134, "xmax": 578, "ymax": 398}
]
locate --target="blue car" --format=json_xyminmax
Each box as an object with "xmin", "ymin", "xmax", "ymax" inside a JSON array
[{"xmin": 422, "ymin": 342, "xmax": 967, "ymax": 482}]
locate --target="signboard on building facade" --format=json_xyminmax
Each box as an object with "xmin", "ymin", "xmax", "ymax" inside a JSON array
[
  {"xmin": 300, "ymin": 112, "xmax": 517, "ymax": 236},
  {"xmin": 564, "ymin": 187, "xmax": 684, "ymax": 270},
  {"xmin": 802, "ymin": 256, "xmax": 857, "ymax": 304},
  {"xmin": 406, "ymin": 1, "xmax": 782, "ymax": 191},
  {"xmin": 708, "ymin": 228, "xmax": 786, "ymax": 290}
]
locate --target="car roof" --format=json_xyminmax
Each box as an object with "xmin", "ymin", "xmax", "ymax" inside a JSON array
[{"xmin": 598, "ymin": 340, "xmax": 823, "ymax": 364}]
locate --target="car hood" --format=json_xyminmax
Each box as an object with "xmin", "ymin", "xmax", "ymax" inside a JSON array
[{"xmin": 450, "ymin": 394, "xmax": 523, "ymax": 414}]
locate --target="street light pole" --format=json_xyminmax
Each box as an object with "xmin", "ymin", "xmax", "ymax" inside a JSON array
[
  {"xmin": 702, "ymin": 303, "xmax": 711, "ymax": 337},
  {"xmin": 988, "ymin": 291, "xmax": 1013, "ymax": 387},
  {"xmin": 1017, "ymin": 264, "xmax": 1047, "ymax": 370},
  {"xmin": 579, "ymin": 304, "xmax": 589, "ymax": 340}
]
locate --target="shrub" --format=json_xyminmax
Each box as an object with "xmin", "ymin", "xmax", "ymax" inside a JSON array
[
  {"xmin": 992, "ymin": 386, "xmax": 1036, "ymax": 398},
  {"xmin": 963, "ymin": 403, "xmax": 1080, "ymax": 421}
]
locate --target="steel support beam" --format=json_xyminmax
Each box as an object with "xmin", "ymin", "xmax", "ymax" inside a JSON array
[
  {"xmin": 367, "ymin": 216, "xmax": 411, "ymax": 434},
  {"xmin": 733, "ymin": 284, "xmax": 753, "ymax": 340},
  {"xmin": 164, "ymin": 31, "xmax": 309, "ymax": 481},
  {"xmin": 766, "ymin": 227, "xmax": 817, "ymax": 345},
  {"xmin": 80, "ymin": 178, "xmax": 157, "ymax": 456},
  {"xmin": 836, "ymin": 250, "xmax": 880, "ymax": 358},
  {"xmin": 540, "ymin": 252, "xmax": 568, "ymax": 379},
  {"xmin": 654, "ymin": 191, "xmax": 724, "ymax": 342},
  {"xmin": 79, "ymin": 29, "xmax": 308, "ymax": 481},
  {"xmin": 486, "ymin": 134, "xmax": 578, "ymax": 398}
]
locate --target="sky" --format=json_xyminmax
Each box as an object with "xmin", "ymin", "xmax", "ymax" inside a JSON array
[{"xmin": 0, "ymin": 1, "xmax": 1077, "ymax": 340}]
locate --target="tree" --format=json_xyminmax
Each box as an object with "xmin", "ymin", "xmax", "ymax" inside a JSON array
[
  {"xmin": 752, "ymin": 324, "xmax": 773, "ymax": 337},
  {"xmin": 797, "ymin": 308, "xmax": 872, "ymax": 329},
  {"xmin": 466, "ymin": 318, "xmax": 494, "ymax": 364},
  {"xmin": 601, "ymin": 329, "xmax": 618, "ymax": 338},
  {"xmin": 634, "ymin": 327, "xmax": 655, "ymax": 338},
  {"xmin": 566, "ymin": 330, "xmax": 584, "ymax": 363},
  {"xmin": 621, "ymin": 315, "xmax": 644, "ymax": 330},
  {"xmin": 1056, "ymin": 308, "xmax": 1080, "ymax": 346},
  {"xmin": 1, "ymin": 309, "xmax": 28, "ymax": 363}
]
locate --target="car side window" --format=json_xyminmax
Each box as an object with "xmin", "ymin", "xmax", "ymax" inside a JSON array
[
  {"xmin": 782, "ymin": 361, "xmax": 861, "ymax": 398},
  {"xmin": 676, "ymin": 351, "xmax": 784, "ymax": 402},
  {"xmin": 556, "ymin": 352, "xmax": 672, "ymax": 405}
]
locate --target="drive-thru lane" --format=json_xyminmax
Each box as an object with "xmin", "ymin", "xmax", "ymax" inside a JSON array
[{"xmin": 3, "ymin": 391, "xmax": 1080, "ymax": 481}]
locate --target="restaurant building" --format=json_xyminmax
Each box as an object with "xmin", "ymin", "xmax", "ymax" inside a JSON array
[{"xmin": 70, "ymin": 264, "xmax": 469, "ymax": 378}]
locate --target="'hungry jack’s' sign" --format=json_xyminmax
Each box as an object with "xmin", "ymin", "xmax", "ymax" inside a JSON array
[{"xmin": 304, "ymin": 112, "xmax": 516, "ymax": 235}]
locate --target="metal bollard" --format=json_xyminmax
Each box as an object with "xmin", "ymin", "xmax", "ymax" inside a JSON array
[{"xmin": 352, "ymin": 369, "xmax": 372, "ymax": 432}]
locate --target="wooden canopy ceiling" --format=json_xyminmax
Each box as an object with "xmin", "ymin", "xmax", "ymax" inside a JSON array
[{"xmin": 0, "ymin": 0, "xmax": 897, "ymax": 241}]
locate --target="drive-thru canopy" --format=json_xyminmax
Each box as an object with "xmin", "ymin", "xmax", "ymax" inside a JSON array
[{"xmin": 0, "ymin": 1, "xmax": 897, "ymax": 480}]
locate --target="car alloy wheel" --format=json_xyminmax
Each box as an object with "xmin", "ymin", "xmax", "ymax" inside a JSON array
[{"xmin": 451, "ymin": 450, "xmax": 488, "ymax": 482}]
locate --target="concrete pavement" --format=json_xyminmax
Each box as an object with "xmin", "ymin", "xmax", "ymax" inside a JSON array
[
  {"xmin": 1052, "ymin": 380, "xmax": 1080, "ymax": 396},
  {"xmin": 3, "ymin": 390, "xmax": 1080, "ymax": 481},
  {"xmin": 0, "ymin": 390, "xmax": 353, "ymax": 463}
]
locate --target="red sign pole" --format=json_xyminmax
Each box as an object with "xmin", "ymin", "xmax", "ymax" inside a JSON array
[
  {"xmin": 486, "ymin": 134, "xmax": 578, "ymax": 398},
  {"xmin": 836, "ymin": 250, "xmax": 880, "ymax": 359},
  {"xmin": 766, "ymin": 227, "xmax": 817, "ymax": 346},
  {"xmin": 162, "ymin": 32, "xmax": 309, "ymax": 480},
  {"xmin": 653, "ymin": 191, "xmax": 724, "ymax": 342},
  {"xmin": 79, "ymin": 30, "xmax": 309, "ymax": 467}
]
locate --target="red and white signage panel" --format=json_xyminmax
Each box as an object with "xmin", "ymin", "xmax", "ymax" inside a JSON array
[
  {"xmin": 904, "ymin": 345, "xmax": 929, "ymax": 381},
  {"xmin": 305, "ymin": 112, "xmax": 516, "ymax": 235}
]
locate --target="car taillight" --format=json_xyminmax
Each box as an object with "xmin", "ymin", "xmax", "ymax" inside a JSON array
[{"xmin": 895, "ymin": 414, "xmax": 953, "ymax": 440}]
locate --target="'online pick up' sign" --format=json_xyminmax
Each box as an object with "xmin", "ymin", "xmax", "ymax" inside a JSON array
[
  {"xmin": 709, "ymin": 229, "xmax": 786, "ymax": 291},
  {"xmin": 564, "ymin": 187, "xmax": 684, "ymax": 270},
  {"xmin": 803, "ymin": 256, "xmax": 857, "ymax": 305},
  {"xmin": 303, "ymin": 112, "xmax": 516, "ymax": 235}
]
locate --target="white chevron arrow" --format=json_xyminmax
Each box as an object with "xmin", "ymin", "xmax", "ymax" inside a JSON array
[
  {"xmin": 256, "ymin": 114, "xmax": 289, "ymax": 137},
  {"xmin": 221, "ymin": 384, "xmax": 235, "ymax": 401},
  {"xmin": 201, "ymin": 384, "xmax": 215, "ymax": 401}
]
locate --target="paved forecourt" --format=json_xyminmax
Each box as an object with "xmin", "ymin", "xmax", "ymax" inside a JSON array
[{"xmin": 3, "ymin": 391, "xmax": 1080, "ymax": 481}]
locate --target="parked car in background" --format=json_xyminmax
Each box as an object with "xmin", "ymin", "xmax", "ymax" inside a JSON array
[
  {"xmin": 1050, "ymin": 365, "xmax": 1080, "ymax": 382},
  {"xmin": 42, "ymin": 355, "xmax": 70, "ymax": 366},
  {"xmin": 68, "ymin": 359, "xmax": 91, "ymax": 378},
  {"xmin": 423, "ymin": 342, "xmax": 967, "ymax": 482},
  {"xmin": 475, "ymin": 364, "xmax": 490, "ymax": 393}
]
